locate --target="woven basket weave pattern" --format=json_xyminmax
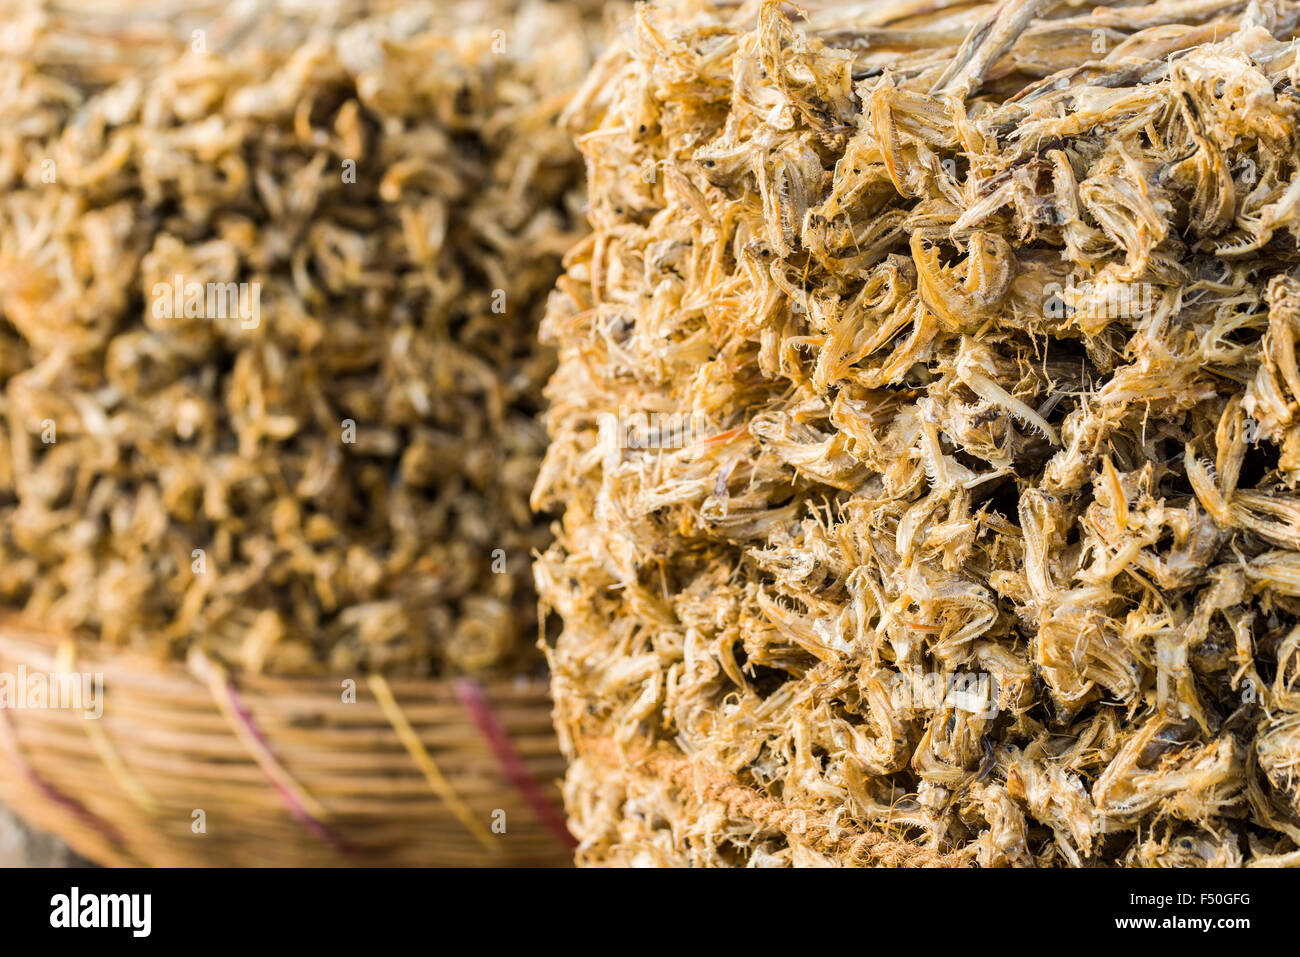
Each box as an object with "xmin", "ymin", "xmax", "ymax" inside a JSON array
[{"xmin": 0, "ymin": 620, "xmax": 573, "ymax": 867}]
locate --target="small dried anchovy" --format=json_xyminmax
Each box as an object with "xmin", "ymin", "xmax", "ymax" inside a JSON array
[
  {"xmin": 535, "ymin": 0, "xmax": 1300, "ymax": 866},
  {"xmin": 0, "ymin": 0, "xmax": 594, "ymax": 676}
]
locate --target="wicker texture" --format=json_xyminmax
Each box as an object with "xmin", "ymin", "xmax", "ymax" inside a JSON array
[{"xmin": 0, "ymin": 619, "xmax": 573, "ymax": 867}]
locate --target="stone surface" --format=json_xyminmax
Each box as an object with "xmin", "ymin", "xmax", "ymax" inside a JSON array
[{"xmin": 0, "ymin": 804, "xmax": 86, "ymax": 868}]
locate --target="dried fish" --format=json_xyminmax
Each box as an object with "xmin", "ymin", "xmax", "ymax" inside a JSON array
[
  {"xmin": 0, "ymin": 0, "xmax": 597, "ymax": 676},
  {"xmin": 536, "ymin": 0, "xmax": 1300, "ymax": 865}
]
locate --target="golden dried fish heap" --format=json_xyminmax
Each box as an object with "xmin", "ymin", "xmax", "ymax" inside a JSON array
[
  {"xmin": 0, "ymin": 0, "xmax": 593, "ymax": 676},
  {"xmin": 535, "ymin": 0, "xmax": 1300, "ymax": 865}
]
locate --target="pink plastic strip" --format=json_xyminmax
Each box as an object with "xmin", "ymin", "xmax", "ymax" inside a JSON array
[
  {"xmin": 220, "ymin": 676, "xmax": 356, "ymax": 857},
  {"xmin": 0, "ymin": 708, "xmax": 127, "ymax": 856},
  {"xmin": 453, "ymin": 679, "xmax": 577, "ymax": 851}
]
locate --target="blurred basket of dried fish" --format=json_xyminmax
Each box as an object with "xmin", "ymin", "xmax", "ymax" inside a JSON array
[
  {"xmin": 0, "ymin": 0, "xmax": 598, "ymax": 868},
  {"xmin": 535, "ymin": 0, "xmax": 1300, "ymax": 866},
  {"xmin": 0, "ymin": 0, "xmax": 595, "ymax": 677}
]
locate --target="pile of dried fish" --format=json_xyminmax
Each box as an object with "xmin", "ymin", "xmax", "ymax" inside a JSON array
[
  {"xmin": 0, "ymin": 0, "xmax": 594, "ymax": 675},
  {"xmin": 535, "ymin": 0, "xmax": 1300, "ymax": 865}
]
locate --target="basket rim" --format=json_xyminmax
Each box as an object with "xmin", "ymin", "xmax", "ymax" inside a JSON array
[{"xmin": 0, "ymin": 613, "xmax": 554, "ymax": 701}]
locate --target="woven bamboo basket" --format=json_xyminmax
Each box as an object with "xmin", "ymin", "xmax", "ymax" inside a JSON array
[{"xmin": 0, "ymin": 618, "xmax": 575, "ymax": 867}]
